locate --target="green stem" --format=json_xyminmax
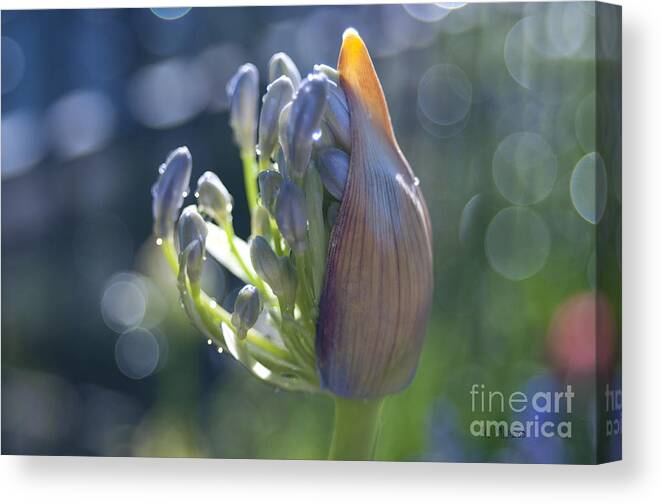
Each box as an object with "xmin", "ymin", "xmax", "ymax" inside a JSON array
[
  {"xmin": 329, "ymin": 397, "xmax": 385, "ymax": 461},
  {"xmin": 241, "ymin": 151, "xmax": 258, "ymax": 215}
]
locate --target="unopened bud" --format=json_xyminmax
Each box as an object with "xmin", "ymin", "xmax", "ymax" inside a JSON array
[
  {"xmin": 258, "ymin": 76, "xmax": 294, "ymax": 163},
  {"xmin": 195, "ymin": 171, "xmax": 233, "ymax": 224},
  {"xmin": 324, "ymin": 81, "xmax": 351, "ymax": 152},
  {"xmin": 317, "ymin": 147, "xmax": 349, "ymax": 200},
  {"xmin": 177, "ymin": 205, "xmax": 208, "ymax": 286},
  {"xmin": 251, "ymin": 205, "xmax": 272, "ymax": 239},
  {"xmin": 275, "ymin": 181, "xmax": 308, "ymax": 254},
  {"xmin": 286, "ymin": 73, "xmax": 328, "ymax": 180},
  {"xmin": 152, "ymin": 146, "xmax": 192, "ymax": 241},
  {"xmin": 258, "ymin": 170, "xmax": 283, "ymax": 213},
  {"xmin": 227, "ymin": 63, "xmax": 259, "ymax": 154},
  {"xmin": 278, "ymin": 101, "xmax": 292, "ymax": 168},
  {"xmin": 269, "ymin": 52, "xmax": 301, "ymax": 89},
  {"xmin": 231, "ymin": 284, "xmax": 262, "ymax": 339},
  {"xmin": 313, "ymin": 64, "xmax": 339, "ymax": 83},
  {"xmin": 249, "ymin": 236, "xmax": 297, "ymax": 308}
]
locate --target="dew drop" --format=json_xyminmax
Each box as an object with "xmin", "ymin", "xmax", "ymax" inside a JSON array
[
  {"xmin": 182, "ymin": 190, "xmax": 189, "ymax": 198},
  {"xmin": 209, "ymin": 299, "xmax": 217, "ymax": 309},
  {"xmin": 217, "ymin": 347, "xmax": 223, "ymax": 354},
  {"xmin": 158, "ymin": 165, "xmax": 166, "ymax": 175},
  {"xmin": 155, "ymin": 237, "xmax": 163, "ymax": 246},
  {"xmin": 312, "ymin": 129, "xmax": 322, "ymax": 141},
  {"xmin": 194, "ymin": 191, "xmax": 200, "ymax": 198},
  {"xmin": 413, "ymin": 177, "xmax": 420, "ymax": 186},
  {"xmin": 207, "ymin": 338, "xmax": 212, "ymax": 345}
]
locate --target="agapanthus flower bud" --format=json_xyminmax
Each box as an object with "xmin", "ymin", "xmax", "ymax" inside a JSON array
[
  {"xmin": 257, "ymin": 170, "xmax": 283, "ymax": 214},
  {"xmin": 152, "ymin": 146, "xmax": 192, "ymax": 241},
  {"xmin": 317, "ymin": 29, "xmax": 434, "ymax": 398},
  {"xmin": 251, "ymin": 205, "xmax": 272, "ymax": 239},
  {"xmin": 323, "ymin": 80, "xmax": 351, "ymax": 152},
  {"xmin": 313, "ymin": 64, "xmax": 339, "ymax": 83},
  {"xmin": 259, "ymin": 76, "xmax": 294, "ymax": 163},
  {"xmin": 231, "ymin": 284, "xmax": 262, "ymax": 340},
  {"xmin": 275, "ymin": 181, "xmax": 308, "ymax": 254},
  {"xmin": 249, "ymin": 236, "xmax": 281, "ymax": 291},
  {"xmin": 227, "ymin": 63, "xmax": 259, "ymax": 154},
  {"xmin": 177, "ymin": 205, "xmax": 208, "ymax": 286},
  {"xmin": 316, "ymin": 147, "xmax": 349, "ymax": 200},
  {"xmin": 278, "ymin": 102, "xmax": 292, "ymax": 168},
  {"xmin": 268, "ymin": 52, "xmax": 302, "ymax": 89},
  {"xmin": 249, "ymin": 236, "xmax": 295, "ymax": 306},
  {"xmin": 195, "ymin": 171, "xmax": 233, "ymax": 225},
  {"xmin": 286, "ymin": 73, "xmax": 329, "ymax": 180}
]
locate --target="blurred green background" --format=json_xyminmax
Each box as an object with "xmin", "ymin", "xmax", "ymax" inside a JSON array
[{"xmin": 2, "ymin": 3, "xmax": 621, "ymax": 463}]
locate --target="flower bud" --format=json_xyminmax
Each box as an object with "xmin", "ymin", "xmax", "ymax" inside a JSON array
[
  {"xmin": 277, "ymin": 102, "xmax": 292, "ymax": 168},
  {"xmin": 316, "ymin": 147, "xmax": 349, "ymax": 200},
  {"xmin": 231, "ymin": 284, "xmax": 262, "ymax": 339},
  {"xmin": 317, "ymin": 29, "xmax": 433, "ymax": 399},
  {"xmin": 195, "ymin": 171, "xmax": 233, "ymax": 225},
  {"xmin": 268, "ymin": 52, "xmax": 301, "ymax": 89},
  {"xmin": 226, "ymin": 63, "xmax": 259, "ymax": 154},
  {"xmin": 275, "ymin": 181, "xmax": 308, "ymax": 254},
  {"xmin": 324, "ymin": 81, "xmax": 351, "ymax": 152},
  {"xmin": 177, "ymin": 205, "xmax": 208, "ymax": 286},
  {"xmin": 257, "ymin": 170, "xmax": 283, "ymax": 214},
  {"xmin": 286, "ymin": 73, "xmax": 328, "ymax": 180},
  {"xmin": 152, "ymin": 146, "xmax": 192, "ymax": 241},
  {"xmin": 249, "ymin": 236, "xmax": 281, "ymax": 289},
  {"xmin": 313, "ymin": 64, "xmax": 339, "ymax": 83},
  {"xmin": 249, "ymin": 236, "xmax": 298, "ymax": 308},
  {"xmin": 258, "ymin": 76, "xmax": 294, "ymax": 163},
  {"xmin": 251, "ymin": 205, "xmax": 272, "ymax": 239}
]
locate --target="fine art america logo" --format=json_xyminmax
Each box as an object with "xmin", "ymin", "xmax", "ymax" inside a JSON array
[{"xmin": 468, "ymin": 383, "xmax": 574, "ymax": 439}]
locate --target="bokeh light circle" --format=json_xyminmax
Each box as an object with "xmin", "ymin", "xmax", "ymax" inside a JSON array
[
  {"xmin": 1, "ymin": 36, "xmax": 25, "ymax": 94},
  {"xmin": 114, "ymin": 328, "xmax": 159, "ymax": 380},
  {"xmin": 570, "ymin": 152, "xmax": 608, "ymax": 224},
  {"xmin": 101, "ymin": 273, "xmax": 147, "ymax": 333},
  {"xmin": 150, "ymin": 8, "xmax": 192, "ymax": 20},
  {"xmin": 403, "ymin": 4, "xmax": 451, "ymax": 23},
  {"xmin": 485, "ymin": 206, "xmax": 551, "ymax": 281},
  {"xmin": 492, "ymin": 132, "xmax": 557, "ymax": 205},
  {"xmin": 418, "ymin": 63, "xmax": 472, "ymax": 126}
]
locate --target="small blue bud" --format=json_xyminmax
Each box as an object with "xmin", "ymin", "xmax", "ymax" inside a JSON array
[
  {"xmin": 277, "ymin": 102, "xmax": 292, "ymax": 168},
  {"xmin": 275, "ymin": 181, "xmax": 308, "ymax": 254},
  {"xmin": 316, "ymin": 147, "xmax": 349, "ymax": 200},
  {"xmin": 286, "ymin": 73, "xmax": 329, "ymax": 180},
  {"xmin": 324, "ymin": 81, "xmax": 351, "ymax": 152},
  {"xmin": 313, "ymin": 64, "xmax": 339, "ymax": 84},
  {"xmin": 250, "ymin": 236, "xmax": 281, "ymax": 292},
  {"xmin": 251, "ymin": 205, "xmax": 272, "ymax": 239},
  {"xmin": 258, "ymin": 76, "xmax": 294, "ymax": 163},
  {"xmin": 249, "ymin": 236, "xmax": 298, "ymax": 308},
  {"xmin": 227, "ymin": 63, "xmax": 259, "ymax": 154},
  {"xmin": 258, "ymin": 170, "xmax": 283, "ymax": 214},
  {"xmin": 268, "ymin": 52, "xmax": 301, "ymax": 89},
  {"xmin": 231, "ymin": 284, "xmax": 262, "ymax": 339},
  {"xmin": 195, "ymin": 171, "xmax": 233, "ymax": 225},
  {"xmin": 152, "ymin": 146, "xmax": 192, "ymax": 241},
  {"xmin": 177, "ymin": 205, "xmax": 208, "ymax": 286}
]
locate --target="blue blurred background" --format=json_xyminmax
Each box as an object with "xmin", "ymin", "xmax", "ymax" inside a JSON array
[{"xmin": 1, "ymin": 3, "xmax": 621, "ymax": 462}]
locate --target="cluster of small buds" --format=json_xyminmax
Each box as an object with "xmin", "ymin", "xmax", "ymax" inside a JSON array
[
  {"xmin": 150, "ymin": 47, "xmax": 352, "ymax": 393},
  {"xmin": 151, "ymin": 29, "xmax": 433, "ymax": 400}
]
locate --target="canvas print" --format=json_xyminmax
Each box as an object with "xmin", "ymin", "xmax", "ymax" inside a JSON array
[{"xmin": 1, "ymin": 2, "xmax": 621, "ymax": 463}]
